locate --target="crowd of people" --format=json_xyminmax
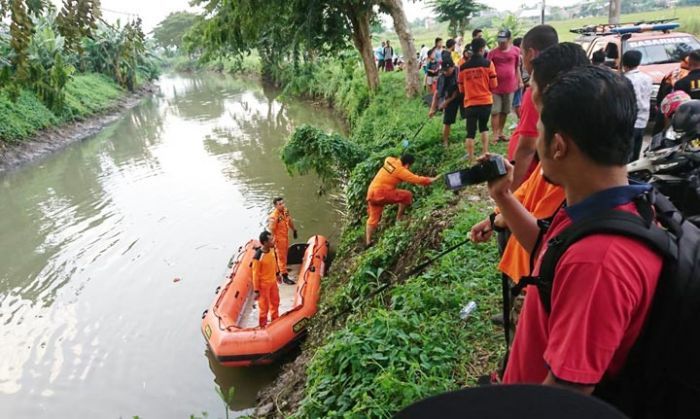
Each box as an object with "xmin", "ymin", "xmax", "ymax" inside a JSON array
[
  {"xmin": 364, "ymin": 23, "xmax": 700, "ymax": 416},
  {"xmin": 417, "ymin": 29, "xmax": 527, "ymax": 161}
]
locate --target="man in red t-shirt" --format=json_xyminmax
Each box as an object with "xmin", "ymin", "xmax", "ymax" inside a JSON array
[
  {"xmin": 507, "ymin": 25, "xmax": 559, "ymax": 190},
  {"xmin": 487, "ymin": 66, "xmax": 663, "ymax": 394},
  {"xmin": 489, "ymin": 29, "xmax": 522, "ymax": 144}
]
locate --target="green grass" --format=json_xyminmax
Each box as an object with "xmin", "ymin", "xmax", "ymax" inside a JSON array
[
  {"xmin": 0, "ymin": 73, "xmax": 124, "ymax": 143},
  {"xmin": 0, "ymin": 90, "xmax": 58, "ymax": 143},
  {"xmin": 62, "ymin": 73, "xmax": 124, "ymax": 121},
  {"xmin": 275, "ymin": 63, "xmax": 512, "ymax": 417}
]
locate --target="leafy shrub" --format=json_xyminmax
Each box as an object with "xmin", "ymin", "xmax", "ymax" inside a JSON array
[
  {"xmin": 282, "ymin": 125, "xmax": 368, "ymax": 194},
  {"xmin": 270, "ymin": 51, "xmax": 512, "ymax": 418}
]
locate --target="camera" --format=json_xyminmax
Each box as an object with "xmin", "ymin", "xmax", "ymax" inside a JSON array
[{"xmin": 444, "ymin": 155, "xmax": 507, "ymax": 190}]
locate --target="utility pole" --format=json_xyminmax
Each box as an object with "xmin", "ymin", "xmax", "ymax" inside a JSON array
[
  {"xmin": 541, "ymin": 0, "xmax": 545, "ymax": 24},
  {"xmin": 609, "ymin": 0, "xmax": 621, "ymax": 24}
]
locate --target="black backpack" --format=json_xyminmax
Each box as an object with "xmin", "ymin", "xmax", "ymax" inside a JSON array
[{"xmin": 520, "ymin": 188, "xmax": 700, "ymax": 419}]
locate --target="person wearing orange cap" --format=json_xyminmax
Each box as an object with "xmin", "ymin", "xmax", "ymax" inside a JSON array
[
  {"xmin": 268, "ymin": 197, "xmax": 297, "ymax": 285},
  {"xmin": 252, "ymin": 231, "xmax": 282, "ymax": 327},
  {"xmin": 365, "ymin": 154, "xmax": 439, "ymax": 247}
]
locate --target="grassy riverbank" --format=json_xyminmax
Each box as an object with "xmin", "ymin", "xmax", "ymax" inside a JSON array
[
  {"xmin": 257, "ymin": 63, "xmax": 508, "ymax": 417},
  {"xmin": 0, "ymin": 73, "xmax": 124, "ymax": 144}
]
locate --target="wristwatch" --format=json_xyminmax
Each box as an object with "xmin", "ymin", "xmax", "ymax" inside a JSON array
[{"xmin": 489, "ymin": 212, "xmax": 506, "ymax": 233}]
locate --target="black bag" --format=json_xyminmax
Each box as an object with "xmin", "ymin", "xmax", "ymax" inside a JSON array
[{"xmin": 521, "ymin": 188, "xmax": 700, "ymax": 419}]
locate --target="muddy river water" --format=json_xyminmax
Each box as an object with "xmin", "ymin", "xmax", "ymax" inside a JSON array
[{"xmin": 0, "ymin": 73, "xmax": 344, "ymax": 418}]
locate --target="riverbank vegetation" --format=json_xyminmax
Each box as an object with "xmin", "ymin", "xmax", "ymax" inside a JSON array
[
  {"xmin": 0, "ymin": 0, "xmax": 159, "ymax": 144},
  {"xmin": 258, "ymin": 67, "xmax": 508, "ymax": 417},
  {"xmin": 175, "ymin": 1, "xmax": 514, "ymax": 417}
]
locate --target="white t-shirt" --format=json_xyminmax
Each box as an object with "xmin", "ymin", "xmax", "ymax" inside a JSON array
[
  {"xmin": 419, "ymin": 46, "xmax": 429, "ymax": 62},
  {"xmin": 625, "ymin": 69, "xmax": 653, "ymax": 128}
]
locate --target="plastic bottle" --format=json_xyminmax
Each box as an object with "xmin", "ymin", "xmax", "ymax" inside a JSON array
[{"xmin": 459, "ymin": 301, "xmax": 477, "ymax": 320}]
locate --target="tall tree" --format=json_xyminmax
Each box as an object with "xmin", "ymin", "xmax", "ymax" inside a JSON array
[
  {"xmin": 152, "ymin": 11, "xmax": 200, "ymax": 51},
  {"xmin": 427, "ymin": 0, "xmax": 482, "ymax": 38},
  {"xmin": 380, "ymin": 0, "xmax": 419, "ymax": 97},
  {"xmin": 187, "ymin": 0, "xmax": 380, "ymax": 91},
  {"xmin": 341, "ymin": 1, "xmax": 378, "ymax": 92},
  {"xmin": 609, "ymin": 0, "xmax": 621, "ymax": 24}
]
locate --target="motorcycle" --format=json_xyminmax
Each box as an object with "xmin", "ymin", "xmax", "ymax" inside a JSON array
[{"xmin": 628, "ymin": 100, "xmax": 700, "ymax": 224}]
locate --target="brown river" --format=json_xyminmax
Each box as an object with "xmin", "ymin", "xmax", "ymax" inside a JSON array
[{"xmin": 0, "ymin": 73, "xmax": 344, "ymax": 418}]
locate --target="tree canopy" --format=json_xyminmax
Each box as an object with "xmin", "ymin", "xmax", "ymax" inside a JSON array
[
  {"xmin": 428, "ymin": 0, "xmax": 482, "ymax": 38},
  {"xmin": 151, "ymin": 11, "xmax": 200, "ymax": 51}
]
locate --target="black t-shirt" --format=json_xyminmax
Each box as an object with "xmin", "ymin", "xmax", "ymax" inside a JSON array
[
  {"xmin": 675, "ymin": 69, "xmax": 700, "ymax": 100},
  {"xmin": 437, "ymin": 71, "xmax": 458, "ymax": 100}
]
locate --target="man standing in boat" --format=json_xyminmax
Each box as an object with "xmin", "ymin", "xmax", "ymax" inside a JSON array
[
  {"xmin": 365, "ymin": 154, "xmax": 439, "ymax": 247},
  {"xmin": 253, "ymin": 231, "xmax": 281, "ymax": 327},
  {"xmin": 268, "ymin": 197, "xmax": 297, "ymax": 285}
]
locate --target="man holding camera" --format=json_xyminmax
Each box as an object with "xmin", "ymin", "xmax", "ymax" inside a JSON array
[
  {"xmin": 365, "ymin": 154, "xmax": 439, "ymax": 247},
  {"xmin": 487, "ymin": 65, "xmax": 662, "ymax": 393}
]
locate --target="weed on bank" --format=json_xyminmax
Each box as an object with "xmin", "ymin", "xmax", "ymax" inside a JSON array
[{"xmin": 279, "ymin": 66, "xmax": 508, "ymax": 417}]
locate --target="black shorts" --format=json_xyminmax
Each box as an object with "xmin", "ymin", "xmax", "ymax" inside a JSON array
[
  {"xmin": 442, "ymin": 98, "xmax": 460, "ymax": 125},
  {"xmin": 465, "ymin": 105, "xmax": 492, "ymax": 139}
]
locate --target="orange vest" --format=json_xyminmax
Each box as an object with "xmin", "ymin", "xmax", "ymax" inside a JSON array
[
  {"xmin": 252, "ymin": 247, "xmax": 279, "ymax": 289},
  {"xmin": 367, "ymin": 157, "xmax": 431, "ymax": 198},
  {"xmin": 269, "ymin": 208, "xmax": 290, "ymax": 238}
]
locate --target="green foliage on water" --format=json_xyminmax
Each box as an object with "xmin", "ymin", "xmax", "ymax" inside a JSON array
[
  {"xmin": 282, "ymin": 125, "xmax": 368, "ymax": 194},
  {"xmin": 275, "ymin": 58, "xmax": 510, "ymax": 417},
  {"xmin": 164, "ymin": 54, "xmax": 261, "ymax": 77}
]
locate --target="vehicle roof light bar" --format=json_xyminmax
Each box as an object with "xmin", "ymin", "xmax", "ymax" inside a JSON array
[{"xmin": 570, "ymin": 18, "xmax": 680, "ymax": 35}]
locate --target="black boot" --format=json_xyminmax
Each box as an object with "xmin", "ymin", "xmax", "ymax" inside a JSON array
[{"xmin": 282, "ymin": 274, "xmax": 296, "ymax": 285}]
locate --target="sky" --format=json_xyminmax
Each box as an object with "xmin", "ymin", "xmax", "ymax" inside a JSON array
[{"xmin": 50, "ymin": 0, "xmax": 582, "ymax": 32}]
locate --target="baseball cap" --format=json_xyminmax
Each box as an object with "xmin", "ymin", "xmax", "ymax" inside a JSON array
[{"xmin": 497, "ymin": 29, "xmax": 512, "ymax": 41}]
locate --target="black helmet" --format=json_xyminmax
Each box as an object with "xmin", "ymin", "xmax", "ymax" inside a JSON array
[{"xmin": 672, "ymin": 99, "xmax": 700, "ymax": 141}]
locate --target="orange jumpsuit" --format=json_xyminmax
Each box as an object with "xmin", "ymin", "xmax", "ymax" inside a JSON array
[
  {"xmin": 269, "ymin": 207, "xmax": 292, "ymax": 274},
  {"xmin": 252, "ymin": 248, "xmax": 280, "ymax": 327},
  {"xmin": 366, "ymin": 156, "xmax": 432, "ymax": 228}
]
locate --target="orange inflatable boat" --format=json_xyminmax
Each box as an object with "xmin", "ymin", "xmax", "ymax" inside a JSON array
[{"xmin": 202, "ymin": 235, "xmax": 329, "ymax": 367}]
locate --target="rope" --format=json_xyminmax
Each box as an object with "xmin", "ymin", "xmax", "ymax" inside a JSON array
[{"xmin": 331, "ymin": 237, "xmax": 472, "ymax": 321}]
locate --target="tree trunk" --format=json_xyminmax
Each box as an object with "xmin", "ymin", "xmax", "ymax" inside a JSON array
[
  {"xmin": 381, "ymin": 0, "xmax": 420, "ymax": 97},
  {"xmin": 608, "ymin": 0, "xmax": 621, "ymax": 24},
  {"xmin": 347, "ymin": 6, "xmax": 379, "ymax": 93}
]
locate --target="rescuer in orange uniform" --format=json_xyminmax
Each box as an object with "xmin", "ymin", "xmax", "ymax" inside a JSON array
[
  {"xmin": 365, "ymin": 154, "xmax": 439, "ymax": 247},
  {"xmin": 252, "ymin": 231, "xmax": 282, "ymax": 327},
  {"xmin": 268, "ymin": 197, "xmax": 297, "ymax": 285}
]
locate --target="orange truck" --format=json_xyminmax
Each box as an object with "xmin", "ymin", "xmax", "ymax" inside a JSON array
[{"xmin": 572, "ymin": 19, "xmax": 700, "ymax": 112}]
